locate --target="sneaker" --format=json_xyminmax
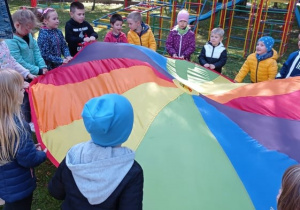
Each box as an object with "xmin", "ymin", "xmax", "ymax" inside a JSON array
[
  {"xmin": 0, "ymin": 198, "xmax": 5, "ymax": 205},
  {"xmin": 29, "ymin": 122, "xmax": 35, "ymax": 133}
]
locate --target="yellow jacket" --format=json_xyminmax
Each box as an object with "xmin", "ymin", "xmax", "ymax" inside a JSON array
[
  {"xmin": 127, "ymin": 23, "xmax": 157, "ymax": 51},
  {"xmin": 235, "ymin": 49, "xmax": 278, "ymax": 83}
]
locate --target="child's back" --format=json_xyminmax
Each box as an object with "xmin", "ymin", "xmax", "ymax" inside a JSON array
[
  {"xmin": 48, "ymin": 94, "xmax": 143, "ymax": 210},
  {"xmin": 127, "ymin": 11, "xmax": 156, "ymax": 51}
]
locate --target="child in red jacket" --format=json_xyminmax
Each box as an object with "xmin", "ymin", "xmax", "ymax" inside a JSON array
[{"xmin": 104, "ymin": 14, "xmax": 128, "ymax": 43}]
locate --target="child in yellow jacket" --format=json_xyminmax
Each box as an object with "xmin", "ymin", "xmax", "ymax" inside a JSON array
[
  {"xmin": 127, "ymin": 11, "xmax": 157, "ymax": 51},
  {"xmin": 235, "ymin": 36, "xmax": 278, "ymax": 83}
]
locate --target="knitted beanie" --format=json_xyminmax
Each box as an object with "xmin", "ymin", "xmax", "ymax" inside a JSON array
[
  {"xmin": 82, "ymin": 94, "xmax": 134, "ymax": 147},
  {"xmin": 177, "ymin": 9, "xmax": 189, "ymax": 22},
  {"xmin": 258, "ymin": 36, "xmax": 275, "ymax": 52}
]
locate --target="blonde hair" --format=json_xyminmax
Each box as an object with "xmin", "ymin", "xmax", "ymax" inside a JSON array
[
  {"xmin": 0, "ymin": 69, "xmax": 25, "ymax": 163},
  {"xmin": 278, "ymin": 165, "xmax": 300, "ymax": 210},
  {"xmin": 211, "ymin": 28, "xmax": 224, "ymax": 37},
  {"xmin": 127, "ymin": 11, "xmax": 142, "ymax": 22},
  {"xmin": 12, "ymin": 9, "xmax": 37, "ymax": 28}
]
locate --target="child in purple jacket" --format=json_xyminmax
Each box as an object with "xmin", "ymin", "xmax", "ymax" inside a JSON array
[{"xmin": 166, "ymin": 9, "xmax": 195, "ymax": 61}]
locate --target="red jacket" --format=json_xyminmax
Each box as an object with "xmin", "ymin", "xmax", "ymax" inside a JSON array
[{"xmin": 104, "ymin": 31, "xmax": 128, "ymax": 43}]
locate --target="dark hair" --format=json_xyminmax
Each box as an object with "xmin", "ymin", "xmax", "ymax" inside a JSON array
[
  {"xmin": 70, "ymin": 2, "xmax": 85, "ymax": 13},
  {"xmin": 110, "ymin": 14, "xmax": 123, "ymax": 24}
]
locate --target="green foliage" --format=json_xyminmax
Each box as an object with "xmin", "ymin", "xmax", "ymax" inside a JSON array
[{"xmin": 1, "ymin": 1, "xmax": 298, "ymax": 209}]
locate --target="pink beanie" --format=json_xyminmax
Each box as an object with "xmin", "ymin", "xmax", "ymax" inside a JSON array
[{"xmin": 177, "ymin": 10, "xmax": 189, "ymax": 22}]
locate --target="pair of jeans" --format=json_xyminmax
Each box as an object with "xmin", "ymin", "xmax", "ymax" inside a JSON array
[
  {"xmin": 3, "ymin": 193, "xmax": 33, "ymax": 210},
  {"xmin": 0, "ymin": 0, "xmax": 14, "ymax": 39}
]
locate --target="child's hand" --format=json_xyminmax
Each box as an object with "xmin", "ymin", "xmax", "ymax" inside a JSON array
[
  {"xmin": 27, "ymin": 74, "xmax": 37, "ymax": 80},
  {"xmin": 179, "ymin": 56, "xmax": 184, "ymax": 59},
  {"xmin": 172, "ymin": 54, "xmax": 178, "ymax": 58},
  {"xmin": 24, "ymin": 81, "xmax": 30, "ymax": 88},
  {"xmin": 204, "ymin": 63, "xmax": 210, "ymax": 68},
  {"xmin": 209, "ymin": 64, "xmax": 215, "ymax": 69},
  {"xmin": 42, "ymin": 68, "xmax": 48, "ymax": 75},
  {"xmin": 234, "ymin": 80, "xmax": 238, "ymax": 83},
  {"xmin": 35, "ymin": 143, "xmax": 42, "ymax": 151},
  {"xmin": 84, "ymin": 37, "xmax": 91, "ymax": 42},
  {"xmin": 90, "ymin": 36, "xmax": 96, "ymax": 41},
  {"xmin": 66, "ymin": 56, "xmax": 73, "ymax": 62}
]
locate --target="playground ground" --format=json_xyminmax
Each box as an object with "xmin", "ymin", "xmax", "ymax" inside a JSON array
[{"xmin": 1, "ymin": 0, "xmax": 300, "ymax": 209}]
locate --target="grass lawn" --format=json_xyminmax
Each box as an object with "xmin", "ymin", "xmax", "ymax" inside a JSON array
[{"xmin": 1, "ymin": 0, "xmax": 299, "ymax": 209}]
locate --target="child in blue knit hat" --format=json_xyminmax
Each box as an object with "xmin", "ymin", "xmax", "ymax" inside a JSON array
[
  {"xmin": 235, "ymin": 36, "xmax": 278, "ymax": 83},
  {"xmin": 48, "ymin": 94, "xmax": 144, "ymax": 210}
]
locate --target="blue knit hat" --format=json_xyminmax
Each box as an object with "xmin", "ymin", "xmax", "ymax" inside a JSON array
[
  {"xmin": 258, "ymin": 36, "xmax": 274, "ymax": 52},
  {"xmin": 82, "ymin": 94, "xmax": 134, "ymax": 147}
]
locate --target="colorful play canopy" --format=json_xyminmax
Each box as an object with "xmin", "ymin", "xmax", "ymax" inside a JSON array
[{"xmin": 29, "ymin": 42, "xmax": 300, "ymax": 210}]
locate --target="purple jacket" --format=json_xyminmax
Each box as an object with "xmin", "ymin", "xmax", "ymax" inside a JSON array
[{"xmin": 166, "ymin": 26, "xmax": 195, "ymax": 60}]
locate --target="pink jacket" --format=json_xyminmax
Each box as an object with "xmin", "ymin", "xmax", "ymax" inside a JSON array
[{"xmin": 104, "ymin": 31, "xmax": 128, "ymax": 43}]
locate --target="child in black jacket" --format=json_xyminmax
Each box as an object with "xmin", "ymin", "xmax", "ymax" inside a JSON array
[{"xmin": 65, "ymin": 2, "xmax": 98, "ymax": 56}]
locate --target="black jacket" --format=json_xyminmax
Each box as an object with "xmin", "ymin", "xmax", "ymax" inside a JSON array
[
  {"xmin": 48, "ymin": 158, "xmax": 143, "ymax": 210},
  {"xmin": 198, "ymin": 42, "xmax": 227, "ymax": 73},
  {"xmin": 65, "ymin": 18, "xmax": 98, "ymax": 56}
]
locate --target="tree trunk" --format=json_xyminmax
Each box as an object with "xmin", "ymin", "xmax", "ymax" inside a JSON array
[{"xmin": 92, "ymin": 0, "xmax": 96, "ymax": 11}]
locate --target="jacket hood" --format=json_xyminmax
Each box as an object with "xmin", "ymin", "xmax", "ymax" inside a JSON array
[
  {"xmin": 66, "ymin": 140, "xmax": 135, "ymax": 205},
  {"xmin": 207, "ymin": 41, "xmax": 225, "ymax": 48}
]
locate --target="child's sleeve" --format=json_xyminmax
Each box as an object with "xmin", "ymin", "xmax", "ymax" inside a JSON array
[
  {"xmin": 182, "ymin": 32, "xmax": 195, "ymax": 59},
  {"xmin": 48, "ymin": 158, "xmax": 67, "ymax": 200},
  {"xmin": 118, "ymin": 161, "xmax": 144, "ymax": 210},
  {"xmin": 198, "ymin": 46, "xmax": 207, "ymax": 65},
  {"xmin": 5, "ymin": 39, "xmax": 40, "ymax": 75},
  {"xmin": 267, "ymin": 60, "xmax": 278, "ymax": 80},
  {"xmin": 234, "ymin": 58, "xmax": 250, "ymax": 83},
  {"xmin": 16, "ymin": 124, "xmax": 46, "ymax": 168},
  {"xmin": 166, "ymin": 31, "xmax": 177, "ymax": 56},
  {"xmin": 276, "ymin": 52, "xmax": 296, "ymax": 79},
  {"xmin": 87, "ymin": 23, "xmax": 98, "ymax": 39},
  {"xmin": 213, "ymin": 49, "xmax": 227, "ymax": 69},
  {"xmin": 103, "ymin": 32, "xmax": 111, "ymax": 42},
  {"xmin": 148, "ymin": 30, "xmax": 157, "ymax": 51},
  {"xmin": 127, "ymin": 31, "xmax": 133, "ymax": 44},
  {"xmin": 59, "ymin": 30, "xmax": 71, "ymax": 58},
  {"xmin": 38, "ymin": 30, "xmax": 64, "ymax": 66},
  {"xmin": 32, "ymin": 37, "xmax": 47, "ymax": 69}
]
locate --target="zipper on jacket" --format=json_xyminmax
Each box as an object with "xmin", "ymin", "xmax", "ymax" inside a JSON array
[
  {"xmin": 139, "ymin": 36, "xmax": 142, "ymax": 46},
  {"xmin": 211, "ymin": 46, "xmax": 215, "ymax": 58},
  {"xmin": 178, "ymin": 34, "xmax": 183, "ymax": 57},
  {"xmin": 255, "ymin": 61, "xmax": 260, "ymax": 83}
]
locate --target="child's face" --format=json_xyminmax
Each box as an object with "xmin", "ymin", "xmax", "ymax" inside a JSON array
[
  {"xmin": 111, "ymin": 20, "xmax": 123, "ymax": 34},
  {"xmin": 256, "ymin": 41, "xmax": 268, "ymax": 55},
  {"xmin": 70, "ymin": 8, "xmax": 85, "ymax": 24},
  {"xmin": 178, "ymin": 20, "xmax": 188, "ymax": 30},
  {"xmin": 44, "ymin": 11, "xmax": 59, "ymax": 29},
  {"xmin": 298, "ymin": 34, "xmax": 300, "ymax": 49},
  {"xmin": 127, "ymin": 18, "xmax": 140, "ymax": 31},
  {"xmin": 210, "ymin": 33, "xmax": 222, "ymax": 47},
  {"xmin": 14, "ymin": 22, "xmax": 34, "ymax": 37}
]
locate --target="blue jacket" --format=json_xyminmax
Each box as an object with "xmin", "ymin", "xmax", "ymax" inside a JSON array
[
  {"xmin": 198, "ymin": 41, "xmax": 227, "ymax": 73},
  {"xmin": 37, "ymin": 27, "xmax": 71, "ymax": 70},
  {"xmin": 276, "ymin": 51, "xmax": 300, "ymax": 79},
  {"xmin": 0, "ymin": 0, "xmax": 14, "ymax": 39},
  {"xmin": 48, "ymin": 141, "xmax": 143, "ymax": 210},
  {"xmin": 0, "ymin": 118, "xmax": 47, "ymax": 202},
  {"xmin": 5, "ymin": 34, "xmax": 47, "ymax": 75}
]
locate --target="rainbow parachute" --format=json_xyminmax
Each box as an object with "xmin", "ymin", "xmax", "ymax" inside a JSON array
[{"xmin": 30, "ymin": 42, "xmax": 299, "ymax": 210}]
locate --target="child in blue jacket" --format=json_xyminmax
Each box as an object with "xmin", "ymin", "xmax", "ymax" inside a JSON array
[
  {"xmin": 37, "ymin": 8, "xmax": 72, "ymax": 70},
  {"xmin": 276, "ymin": 34, "xmax": 300, "ymax": 79},
  {"xmin": 0, "ymin": 69, "xmax": 47, "ymax": 210},
  {"xmin": 48, "ymin": 94, "xmax": 144, "ymax": 210}
]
